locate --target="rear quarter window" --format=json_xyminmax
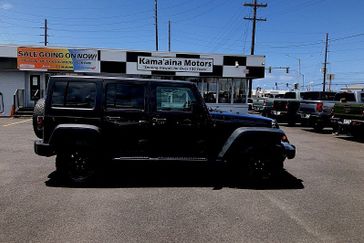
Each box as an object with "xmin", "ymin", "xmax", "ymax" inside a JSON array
[
  {"xmin": 284, "ymin": 92, "xmax": 296, "ymax": 99},
  {"xmin": 334, "ymin": 93, "xmax": 356, "ymax": 102},
  {"xmin": 51, "ymin": 81, "xmax": 97, "ymax": 109}
]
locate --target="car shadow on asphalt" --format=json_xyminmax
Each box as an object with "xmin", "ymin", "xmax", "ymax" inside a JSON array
[
  {"xmin": 335, "ymin": 135, "xmax": 364, "ymax": 143},
  {"xmin": 301, "ymin": 128, "xmax": 333, "ymax": 134},
  {"xmin": 45, "ymin": 161, "xmax": 304, "ymax": 190}
]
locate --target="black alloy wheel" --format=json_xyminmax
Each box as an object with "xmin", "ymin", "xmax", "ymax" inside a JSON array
[
  {"xmin": 245, "ymin": 146, "xmax": 283, "ymax": 180},
  {"xmin": 56, "ymin": 150, "xmax": 96, "ymax": 184}
]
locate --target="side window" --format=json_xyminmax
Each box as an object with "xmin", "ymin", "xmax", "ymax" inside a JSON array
[
  {"xmin": 51, "ymin": 81, "xmax": 96, "ymax": 109},
  {"xmin": 51, "ymin": 81, "xmax": 67, "ymax": 107},
  {"xmin": 156, "ymin": 86, "xmax": 196, "ymax": 112},
  {"xmin": 106, "ymin": 83, "xmax": 145, "ymax": 110},
  {"xmin": 360, "ymin": 93, "xmax": 364, "ymax": 103}
]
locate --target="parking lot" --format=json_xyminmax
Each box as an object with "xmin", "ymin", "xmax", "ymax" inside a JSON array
[{"xmin": 0, "ymin": 117, "xmax": 363, "ymax": 242}]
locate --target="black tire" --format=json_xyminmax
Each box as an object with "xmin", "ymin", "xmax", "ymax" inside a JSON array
[
  {"xmin": 287, "ymin": 116, "xmax": 296, "ymax": 126},
  {"xmin": 313, "ymin": 122, "xmax": 323, "ymax": 132},
  {"xmin": 32, "ymin": 98, "xmax": 45, "ymax": 138},
  {"xmin": 351, "ymin": 127, "xmax": 364, "ymax": 139},
  {"xmin": 287, "ymin": 120, "xmax": 296, "ymax": 127},
  {"xmin": 229, "ymin": 145, "xmax": 284, "ymax": 180},
  {"xmin": 56, "ymin": 150, "xmax": 96, "ymax": 184}
]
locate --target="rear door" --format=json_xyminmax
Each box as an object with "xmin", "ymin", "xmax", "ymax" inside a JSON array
[{"xmin": 102, "ymin": 80, "xmax": 149, "ymax": 156}]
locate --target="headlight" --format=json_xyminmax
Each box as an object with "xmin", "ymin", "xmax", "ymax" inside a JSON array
[{"xmin": 272, "ymin": 119, "xmax": 279, "ymax": 128}]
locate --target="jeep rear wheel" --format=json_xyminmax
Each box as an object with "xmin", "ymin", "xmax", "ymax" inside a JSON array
[{"xmin": 56, "ymin": 150, "xmax": 96, "ymax": 184}]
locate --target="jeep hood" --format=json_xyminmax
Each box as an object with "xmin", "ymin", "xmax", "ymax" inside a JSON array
[{"xmin": 210, "ymin": 111, "xmax": 275, "ymax": 128}]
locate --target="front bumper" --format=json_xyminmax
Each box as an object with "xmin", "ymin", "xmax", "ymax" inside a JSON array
[
  {"xmin": 281, "ymin": 142, "xmax": 296, "ymax": 159},
  {"xmin": 34, "ymin": 140, "xmax": 55, "ymax": 157}
]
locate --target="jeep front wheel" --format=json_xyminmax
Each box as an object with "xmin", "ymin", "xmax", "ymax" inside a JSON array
[
  {"xmin": 56, "ymin": 150, "xmax": 96, "ymax": 184},
  {"xmin": 243, "ymin": 146, "xmax": 284, "ymax": 179}
]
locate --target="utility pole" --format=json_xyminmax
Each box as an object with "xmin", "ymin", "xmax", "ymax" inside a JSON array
[
  {"xmin": 168, "ymin": 20, "xmax": 171, "ymax": 52},
  {"xmin": 41, "ymin": 19, "xmax": 48, "ymax": 46},
  {"xmin": 154, "ymin": 0, "xmax": 159, "ymax": 51},
  {"xmin": 322, "ymin": 33, "xmax": 329, "ymax": 92},
  {"xmin": 244, "ymin": 0, "xmax": 267, "ymax": 97},
  {"xmin": 298, "ymin": 58, "xmax": 305, "ymax": 90}
]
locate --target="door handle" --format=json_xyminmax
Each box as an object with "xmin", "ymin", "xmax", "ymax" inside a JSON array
[
  {"xmin": 105, "ymin": 116, "xmax": 121, "ymax": 121},
  {"xmin": 181, "ymin": 118, "xmax": 192, "ymax": 127},
  {"xmin": 152, "ymin": 117, "xmax": 167, "ymax": 125},
  {"xmin": 138, "ymin": 120, "xmax": 148, "ymax": 125}
]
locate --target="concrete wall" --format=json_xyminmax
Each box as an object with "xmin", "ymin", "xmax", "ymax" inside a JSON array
[{"xmin": 0, "ymin": 72, "xmax": 25, "ymax": 116}]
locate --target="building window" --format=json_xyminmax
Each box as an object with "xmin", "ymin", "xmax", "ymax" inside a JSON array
[
  {"xmin": 218, "ymin": 78, "xmax": 232, "ymax": 103},
  {"xmin": 203, "ymin": 78, "xmax": 217, "ymax": 103},
  {"xmin": 233, "ymin": 79, "xmax": 246, "ymax": 103}
]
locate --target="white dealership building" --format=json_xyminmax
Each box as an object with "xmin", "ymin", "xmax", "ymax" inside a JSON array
[{"xmin": 0, "ymin": 45, "xmax": 265, "ymax": 116}]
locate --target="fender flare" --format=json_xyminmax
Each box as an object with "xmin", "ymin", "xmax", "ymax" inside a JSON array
[
  {"xmin": 217, "ymin": 127, "xmax": 287, "ymax": 161},
  {"xmin": 49, "ymin": 124, "xmax": 101, "ymax": 149}
]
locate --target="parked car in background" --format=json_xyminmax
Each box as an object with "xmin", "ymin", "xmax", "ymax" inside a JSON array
[
  {"xmin": 331, "ymin": 90, "xmax": 364, "ymax": 138},
  {"xmin": 247, "ymin": 98, "xmax": 253, "ymax": 110},
  {"xmin": 297, "ymin": 91, "xmax": 337, "ymax": 131},
  {"xmin": 270, "ymin": 91, "xmax": 301, "ymax": 126},
  {"xmin": 252, "ymin": 93, "xmax": 285, "ymax": 116}
]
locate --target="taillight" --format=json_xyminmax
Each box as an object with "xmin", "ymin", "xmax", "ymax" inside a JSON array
[
  {"xmin": 37, "ymin": 116, "xmax": 44, "ymax": 128},
  {"xmin": 316, "ymin": 102, "xmax": 323, "ymax": 112}
]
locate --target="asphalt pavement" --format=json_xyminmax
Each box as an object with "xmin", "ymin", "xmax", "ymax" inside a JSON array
[{"xmin": 0, "ymin": 118, "xmax": 363, "ymax": 242}]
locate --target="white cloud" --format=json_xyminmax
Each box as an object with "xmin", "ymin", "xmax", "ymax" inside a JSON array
[{"xmin": 0, "ymin": 2, "xmax": 12, "ymax": 10}]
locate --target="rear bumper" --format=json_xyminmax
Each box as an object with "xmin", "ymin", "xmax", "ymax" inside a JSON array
[
  {"xmin": 270, "ymin": 110, "xmax": 299, "ymax": 122},
  {"xmin": 299, "ymin": 112, "xmax": 331, "ymax": 124},
  {"xmin": 281, "ymin": 142, "xmax": 296, "ymax": 159},
  {"xmin": 34, "ymin": 140, "xmax": 55, "ymax": 157}
]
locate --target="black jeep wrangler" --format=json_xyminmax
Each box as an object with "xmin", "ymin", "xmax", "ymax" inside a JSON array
[{"xmin": 34, "ymin": 75, "xmax": 295, "ymax": 183}]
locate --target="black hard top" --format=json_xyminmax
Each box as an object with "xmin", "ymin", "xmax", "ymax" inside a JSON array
[{"xmin": 50, "ymin": 75, "xmax": 194, "ymax": 85}]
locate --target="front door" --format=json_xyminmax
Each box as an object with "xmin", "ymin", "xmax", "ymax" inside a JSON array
[{"xmin": 148, "ymin": 83, "xmax": 209, "ymax": 158}]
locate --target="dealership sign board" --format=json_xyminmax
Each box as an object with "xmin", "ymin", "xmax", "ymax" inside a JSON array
[
  {"xmin": 17, "ymin": 47, "xmax": 99, "ymax": 72},
  {"xmin": 137, "ymin": 56, "xmax": 213, "ymax": 72}
]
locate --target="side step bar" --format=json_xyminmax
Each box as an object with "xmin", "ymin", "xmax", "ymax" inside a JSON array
[{"xmin": 112, "ymin": 156, "xmax": 208, "ymax": 162}]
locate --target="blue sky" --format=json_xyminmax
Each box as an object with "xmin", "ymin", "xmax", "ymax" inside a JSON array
[{"xmin": 1, "ymin": 0, "xmax": 364, "ymax": 91}]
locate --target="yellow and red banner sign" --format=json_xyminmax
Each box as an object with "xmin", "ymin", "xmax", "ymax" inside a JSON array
[{"xmin": 17, "ymin": 47, "xmax": 99, "ymax": 72}]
